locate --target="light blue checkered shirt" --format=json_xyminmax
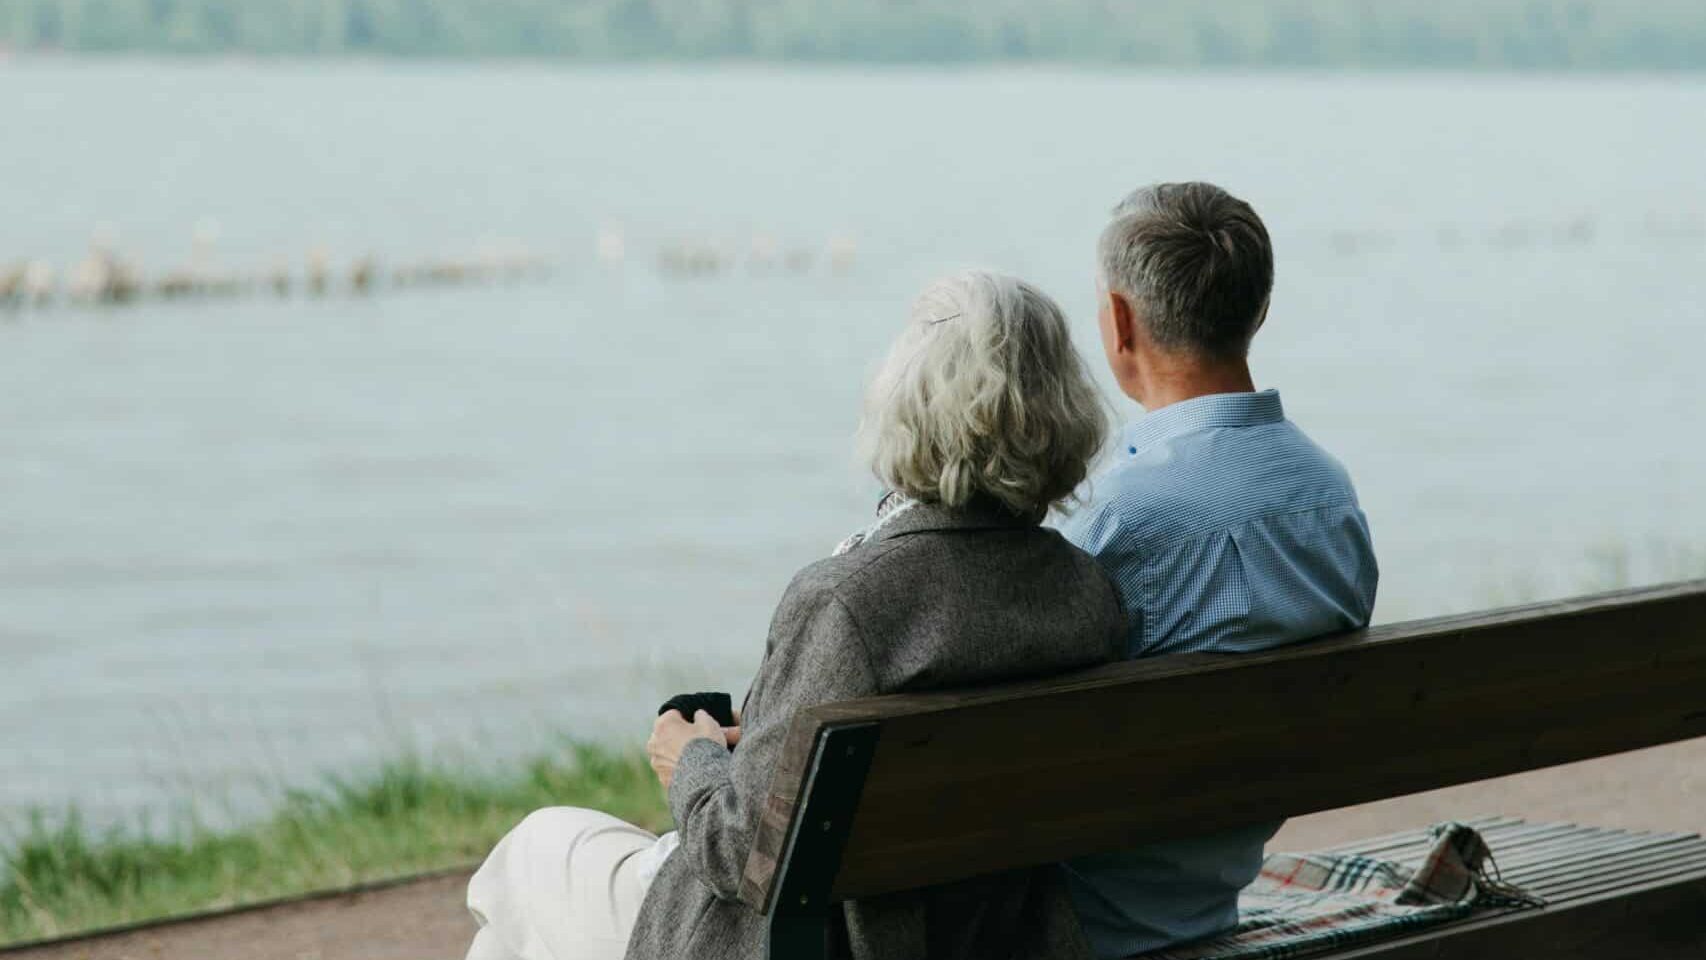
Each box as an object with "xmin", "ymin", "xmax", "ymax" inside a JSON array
[{"xmin": 1057, "ymin": 389, "xmax": 1378, "ymax": 959}]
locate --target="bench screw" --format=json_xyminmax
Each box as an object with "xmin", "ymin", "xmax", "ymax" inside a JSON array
[
  {"xmin": 822, "ymin": 820, "xmax": 832, "ymax": 832},
  {"xmin": 799, "ymin": 895, "xmax": 809, "ymax": 906}
]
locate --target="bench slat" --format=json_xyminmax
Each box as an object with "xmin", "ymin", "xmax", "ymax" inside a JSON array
[{"xmin": 1309, "ymin": 821, "xmax": 1706, "ymax": 960}]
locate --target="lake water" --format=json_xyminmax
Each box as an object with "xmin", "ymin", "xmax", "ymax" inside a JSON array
[{"xmin": 3, "ymin": 60, "xmax": 1704, "ymax": 827}]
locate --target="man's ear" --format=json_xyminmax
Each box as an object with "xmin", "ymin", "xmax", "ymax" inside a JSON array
[
  {"xmin": 1252, "ymin": 296, "xmax": 1270, "ymax": 334},
  {"xmin": 1109, "ymin": 290, "xmax": 1139, "ymax": 354}
]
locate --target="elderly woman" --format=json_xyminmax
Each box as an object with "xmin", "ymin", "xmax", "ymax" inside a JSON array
[{"xmin": 465, "ymin": 270, "xmax": 1127, "ymax": 960}]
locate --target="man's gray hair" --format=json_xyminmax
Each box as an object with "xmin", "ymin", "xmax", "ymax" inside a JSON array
[
  {"xmin": 1098, "ymin": 182, "xmax": 1274, "ymax": 359},
  {"xmin": 859, "ymin": 270, "xmax": 1106, "ymax": 520}
]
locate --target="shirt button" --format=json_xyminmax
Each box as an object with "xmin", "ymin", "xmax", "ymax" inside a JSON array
[{"xmin": 1128, "ymin": 446, "xmax": 1137, "ymax": 455}]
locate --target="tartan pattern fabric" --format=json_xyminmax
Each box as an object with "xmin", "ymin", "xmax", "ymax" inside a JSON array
[{"xmin": 1139, "ymin": 823, "xmax": 1543, "ymax": 960}]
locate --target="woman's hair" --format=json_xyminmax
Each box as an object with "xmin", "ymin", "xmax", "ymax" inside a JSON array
[{"xmin": 858, "ymin": 270, "xmax": 1107, "ymax": 520}]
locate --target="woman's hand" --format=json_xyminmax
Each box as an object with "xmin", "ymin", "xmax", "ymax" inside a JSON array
[{"xmin": 648, "ymin": 710, "xmax": 740, "ymax": 789}]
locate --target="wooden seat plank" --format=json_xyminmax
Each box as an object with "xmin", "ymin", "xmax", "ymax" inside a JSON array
[
  {"xmin": 1508, "ymin": 837, "xmax": 1705, "ymax": 889},
  {"xmin": 1298, "ymin": 821, "xmax": 1706, "ymax": 960},
  {"xmin": 1319, "ymin": 815, "xmax": 1516, "ymax": 856},
  {"xmin": 1317, "ymin": 872, "xmax": 1706, "ymax": 960}
]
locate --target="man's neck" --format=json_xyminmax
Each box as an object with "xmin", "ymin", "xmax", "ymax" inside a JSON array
[{"xmin": 1131, "ymin": 356, "xmax": 1256, "ymax": 412}]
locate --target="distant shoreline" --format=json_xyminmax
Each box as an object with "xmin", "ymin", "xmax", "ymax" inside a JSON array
[
  {"xmin": 6, "ymin": 0, "xmax": 1706, "ymax": 73},
  {"xmin": 6, "ymin": 51, "xmax": 1706, "ymax": 78},
  {"xmin": 6, "ymin": 52, "xmax": 1706, "ymax": 74}
]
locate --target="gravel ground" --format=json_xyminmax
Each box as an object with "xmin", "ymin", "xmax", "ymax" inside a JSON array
[{"xmin": 8, "ymin": 739, "xmax": 1702, "ymax": 960}]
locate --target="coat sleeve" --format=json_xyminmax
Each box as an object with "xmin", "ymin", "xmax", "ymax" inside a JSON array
[{"xmin": 666, "ymin": 578, "xmax": 877, "ymax": 904}]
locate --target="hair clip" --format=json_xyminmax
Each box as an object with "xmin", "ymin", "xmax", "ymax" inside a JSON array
[{"xmin": 929, "ymin": 312, "xmax": 962, "ymax": 325}]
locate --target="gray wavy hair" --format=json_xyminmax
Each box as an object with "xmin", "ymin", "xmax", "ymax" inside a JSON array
[{"xmin": 858, "ymin": 270, "xmax": 1107, "ymax": 520}]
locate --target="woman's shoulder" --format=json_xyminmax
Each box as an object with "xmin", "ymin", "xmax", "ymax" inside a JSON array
[
  {"xmin": 794, "ymin": 521, "xmax": 1115, "ymax": 610},
  {"xmin": 761, "ymin": 525, "xmax": 1124, "ymax": 675},
  {"xmin": 777, "ymin": 536, "xmax": 912, "ymax": 611}
]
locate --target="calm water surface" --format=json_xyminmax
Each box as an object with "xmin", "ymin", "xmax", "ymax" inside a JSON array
[{"xmin": 2, "ymin": 61, "xmax": 1704, "ymax": 825}]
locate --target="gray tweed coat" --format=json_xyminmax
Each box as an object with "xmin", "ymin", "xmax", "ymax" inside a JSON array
[{"xmin": 625, "ymin": 499, "xmax": 1126, "ymax": 960}]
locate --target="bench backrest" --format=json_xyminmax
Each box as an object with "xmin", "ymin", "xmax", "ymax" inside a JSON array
[{"xmin": 747, "ymin": 579, "xmax": 1706, "ymax": 918}]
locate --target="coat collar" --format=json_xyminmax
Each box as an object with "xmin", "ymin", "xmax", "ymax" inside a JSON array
[{"xmin": 871, "ymin": 495, "xmax": 1037, "ymax": 544}]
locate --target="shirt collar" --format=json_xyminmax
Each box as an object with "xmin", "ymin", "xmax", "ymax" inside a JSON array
[{"xmin": 1120, "ymin": 389, "xmax": 1285, "ymax": 457}]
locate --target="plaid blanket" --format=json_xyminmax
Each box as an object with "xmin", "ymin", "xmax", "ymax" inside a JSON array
[{"xmin": 1142, "ymin": 823, "xmax": 1543, "ymax": 960}]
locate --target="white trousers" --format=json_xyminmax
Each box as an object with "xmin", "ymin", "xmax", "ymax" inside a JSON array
[{"xmin": 465, "ymin": 807, "xmax": 660, "ymax": 960}]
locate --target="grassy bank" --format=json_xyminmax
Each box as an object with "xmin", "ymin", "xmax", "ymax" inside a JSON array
[{"xmin": 0, "ymin": 743, "xmax": 668, "ymax": 947}]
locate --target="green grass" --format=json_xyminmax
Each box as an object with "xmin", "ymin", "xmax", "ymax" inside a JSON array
[{"xmin": 0, "ymin": 742, "xmax": 669, "ymax": 947}]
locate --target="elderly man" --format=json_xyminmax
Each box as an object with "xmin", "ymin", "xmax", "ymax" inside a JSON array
[{"xmin": 1058, "ymin": 182, "xmax": 1379, "ymax": 958}]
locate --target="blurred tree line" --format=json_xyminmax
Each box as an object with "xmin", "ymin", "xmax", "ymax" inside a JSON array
[{"xmin": 3, "ymin": 0, "xmax": 1704, "ymax": 68}]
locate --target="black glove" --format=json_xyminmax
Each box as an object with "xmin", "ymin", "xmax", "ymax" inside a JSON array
[{"xmin": 658, "ymin": 691, "xmax": 736, "ymax": 728}]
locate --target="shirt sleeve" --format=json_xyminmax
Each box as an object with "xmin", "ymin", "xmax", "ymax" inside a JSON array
[
  {"xmin": 1059, "ymin": 501, "xmax": 1146, "ymax": 657},
  {"xmin": 665, "ymin": 579, "xmax": 878, "ymax": 905}
]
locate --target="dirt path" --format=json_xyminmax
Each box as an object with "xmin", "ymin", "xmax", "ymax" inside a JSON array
[
  {"xmin": 1, "ymin": 871, "xmax": 478, "ymax": 960},
  {"xmin": 8, "ymin": 739, "xmax": 1702, "ymax": 960}
]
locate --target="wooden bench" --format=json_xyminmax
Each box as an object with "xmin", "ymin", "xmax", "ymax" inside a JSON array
[{"xmin": 745, "ymin": 579, "xmax": 1706, "ymax": 959}]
